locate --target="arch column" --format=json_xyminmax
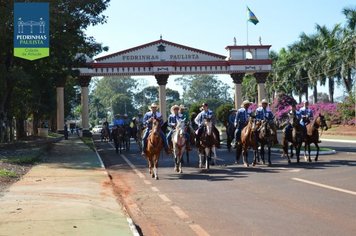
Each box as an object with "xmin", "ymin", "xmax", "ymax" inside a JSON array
[
  {"xmin": 231, "ymin": 73, "xmax": 245, "ymax": 109},
  {"xmin": 155, "ymin": 74, "xmax": 169, "ymax": 121},
  {"xmin": 56, "ymin": 77, "xmax": 66, "ymax": 134},
  {"xmin": 79, "ymin": 76, "xmax": 92, "ymax": 137},
  {"xmin": 254, "ymin": 72, "xmax": 269, "ymax": 103}
]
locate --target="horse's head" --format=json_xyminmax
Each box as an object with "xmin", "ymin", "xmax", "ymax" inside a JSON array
[
  {"xmin": 176, "ymin": 119, "xmax": 186, "ymax": 136},
  {"xmin": 289, "ymin": 112, "xmax": 300, "ymax": 128},
  {"xmin": 317, "ymin": 113, "xmax": 328, "ymax": 131},
  {"xmin": 204, "ymin": 118, "xmax": 213, "ymax": 135}
]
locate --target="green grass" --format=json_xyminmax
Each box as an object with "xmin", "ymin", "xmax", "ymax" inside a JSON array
[
  {"xmin": 3, "ymin": 154, "xmax": 42, "ymax": 165},
  {"xmin": 81, "ymin": 137, "xmax": 95, "ymax": 151},
  {"xmin": 0, "ymin": 169, "xmax": 18, "ymax": 178},
  {"xmin": 48, "ymin": 132, "xmax": 63, "ymax": 138}
]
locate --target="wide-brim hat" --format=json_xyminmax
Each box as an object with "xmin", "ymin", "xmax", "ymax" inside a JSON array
[
  {"xmin": 261, "ymin": 99, "xmax": 269, "ymax": 104},
  {"xmin": 170, "ymin": 104, "xmax": 180, "ymax": 113},
  {"xmin": 201, "ymin": 103, "xmax": 208, "ymax": 107},
  {"xmin": 148, "ymin": 103, "xmax": 158, "ymax": 110},
  {"xmin": 179, "ymin": 104, "xmax": 187, "ymax": 110},
  {"xmin": 241, "ymin": 100, "xmax": 252, "ymax": 107}
]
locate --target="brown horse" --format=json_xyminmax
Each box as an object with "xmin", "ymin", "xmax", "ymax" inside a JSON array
[
  {"xmin": 237, "ymin": 117, "xmax": 258, "ymax": 167},
  {"xmin": 282, "ymin": 112, "xmax": 304, "ymax": 163},
  {"xmin": 304, "ymin": 114, "xmax": 328, "ymax": 162},
  {"xmin": 172, "ymin": 119, "xmax": 186, "ymax": 173},
  {"xmin": 145, "ymin": 119, "xmax": 164, "ymax": 180},
  {"xmin": 111, "ymin": 126, "xmax": 124, "ymax": 154},
  {"xmin": 198, "ymin": 118, "xmax": 218, "ymax": 169},
  {"xmin": 258, "ymin": 119, "xmax": 276, "ymax": 166}
]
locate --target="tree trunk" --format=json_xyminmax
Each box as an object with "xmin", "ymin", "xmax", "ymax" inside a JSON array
[
  {"xmin": 16, "ymin": 117, "xmax": 26, "ymax": 140},
  {"xmin": 313, "ymin": 84, "xmax": 318, "ymax": 103},
  {"xmin": 328, "ymin": 77, "xmax": 334, "ymax": 103}
]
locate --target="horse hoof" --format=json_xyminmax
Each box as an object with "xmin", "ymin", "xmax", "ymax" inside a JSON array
[
  {"xmin": 268, "ymin": 162, "xmax": 272, "ymax": 166},
  {"xmin": 155, "ymin": 176, "xmax": 159, "ymax": 180},
  {"xmin": 244, "ymin": 163, "xmax": 249, "ymax": 167},
  {"xmin": 288, "ymin": 160, "xmax": 291, "ymax": 164}
]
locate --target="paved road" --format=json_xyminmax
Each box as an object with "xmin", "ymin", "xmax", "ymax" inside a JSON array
[{"xmin": 94, "ymin": 135, "xmax": 356, "ymax": 236}]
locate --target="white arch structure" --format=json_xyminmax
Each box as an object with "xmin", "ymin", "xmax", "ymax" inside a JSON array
[{"xmin": 56, "ymin": 39, "xmax": 272, "ymax": 136}]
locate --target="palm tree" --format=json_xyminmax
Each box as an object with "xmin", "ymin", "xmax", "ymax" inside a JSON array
[{"xmin": 315, "ymin": 24, "xmax": 342, "ymax": 103}]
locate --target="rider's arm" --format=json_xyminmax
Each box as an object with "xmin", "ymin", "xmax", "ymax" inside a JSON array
[{"xmin": 194, "ymin": 112, "xmax": 202, "ymax": 126}]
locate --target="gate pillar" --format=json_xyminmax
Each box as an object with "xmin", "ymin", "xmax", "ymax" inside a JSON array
[
  {"xmin": 56, "ymin": 77, "xmax": 66, "ymax": 134},
  {"xmin": 155, "ymin": 74, "xmax": 169, "ymax": 121},
  {"xmin": 231, "ymin": 73, "xmax": 245, "ymax": 109},
  {"xmin": 79, "ymin": 76, "xmax": 92, "ymax": 137},
  {"xmin": 254, "ymin": 72, "xmax": 269, "ymax": 103}
]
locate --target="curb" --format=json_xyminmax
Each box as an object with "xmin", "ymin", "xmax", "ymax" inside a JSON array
[
  {"xmin": 92, "ymin": 139, "xmax": 140, "ymax": 236},
  {"xmin": 270, "ymin": 148, "xmax": 336, "ymax": 155},
  {"xmin": 321, "ymin": 138, "xmax": 356, "ymax": 144}
]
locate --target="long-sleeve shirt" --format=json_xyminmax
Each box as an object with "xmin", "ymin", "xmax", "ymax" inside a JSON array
[
  {"xmin": 194, "ymin": 109, "xmax": 214, "ymax": 127},
  {"xmin": 255, "ymin": 107, "xmax": 274, "ymax": 121},
  {"xmin": 168, "ymin": 113, "xmax": 184, "ymax": 129},
  {"xmin": 234, "ymin": 108, "xmax": 251, "ymax": 128},
  {"xmin": 143, "ymin": 111, "xmax": 163, "ymax": 129}
]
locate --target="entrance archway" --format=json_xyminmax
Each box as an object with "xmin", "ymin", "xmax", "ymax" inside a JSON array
[{"xmin": 57, "ymin": 39, "xmax": 272, "ymax": 136}]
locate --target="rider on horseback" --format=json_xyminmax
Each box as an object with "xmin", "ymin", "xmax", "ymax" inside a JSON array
[
  {"xmin": 284, "ymin": 103, "xmax": 301, "ymax": 137},
  {"xmin": 234, "ymin": 100, "xmax": 252, "ymax": 145},
  {"xmin": 194, "ymin": 103, "xmax": 221, "ymax": 148},
  {"xmin": 141, "ymin": 103, "xmax": 170, "ymax": 156},
  {"xmin": 256, "ymin": 99, "xmax": 278, "ymax": 144},
  {"xmin": 299, "ymin": 100, "xmax": 320, "ymax": 142},
  {"xmin": 167, "ymin": 105, "xmax": 191, "ymax": 151}
]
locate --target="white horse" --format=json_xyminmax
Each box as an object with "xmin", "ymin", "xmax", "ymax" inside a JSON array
[
  {"xmin": 172, "ymin": 119, "xmax": 186, "ymax": 173},
  {"xmin": 198, "ymin": 118, "xmax": 218, "ymax": 169}
]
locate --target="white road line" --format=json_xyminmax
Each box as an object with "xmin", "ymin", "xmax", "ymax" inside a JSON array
[
  {"xmin": 107, "ymin": 143, "xmax": 210, "ymax": 236},
  {"xmin": 158, "ymin": 194, "xmax": 171, "ymax": 202},
  {"xmin": 189, "ymin": 224, "xmax": 211, "ymax": 236},
  {"xmin": 121, "ymin": 154, "xmax": 146, "ymax": 179},
  {"xmin": 151, "ymin": 186, "xmax": 159, "ymax": 192},
  {"xmin": 292, "ymin": 178, "xmax": 356, "ymax": 196},
  {"xmin": 171, "ymin": 206, "xmax": 189, "ymax": 220}
]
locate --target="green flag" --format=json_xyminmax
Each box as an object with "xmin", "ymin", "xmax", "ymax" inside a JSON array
[{"xmin": 247, "ymin": 6, "xmax": 259, "ymax": 25}]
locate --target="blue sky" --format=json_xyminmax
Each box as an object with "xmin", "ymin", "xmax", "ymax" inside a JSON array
[{"xmin": 86, "ymin": 0, "xmax": 355, "ymax": 99}]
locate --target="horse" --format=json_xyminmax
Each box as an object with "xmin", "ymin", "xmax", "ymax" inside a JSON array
[
  {"xmin": 257, "ymin": 119, "xmax": 276, "ymax": 166},
  {"xmin": 172, "ymin": 119, "xmax": 186, "ymax": 173},
  {"xmin": 226, "ymin": 123, "xmax": 236, "ymax": 152},
  {"xmin": 144, "ymin": 119, "xmax": 164, "ymax": 180},
  {"xmin": 197, "ymin": 118, "xmax": 218, "ymax": 169},
  {"xmin": 111, "ymin": 126, "xmax": 124, "ymax": 154},
  {"xmin": 304, "ymin": 114, "xmax": 328, "ymax": 162},
  {"xmin": 282, "ymin": 112, "xmax": 304, "ymax": 163},
  {"xmin": 237, "ymin": 117, "xmax": 258, "ymax": 167},
  {"xmin": 101, "ymin": 126, "xmax": 110, "ymax": 142},
  {"xmin": 123, "ymin": 124, "xmax": 131, "ymax": 151},
  {"xmin": 136, "ymin": 123, "xmax": 144, "ymax": 151}
]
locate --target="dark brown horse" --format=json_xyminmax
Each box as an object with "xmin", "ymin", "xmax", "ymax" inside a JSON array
[
  {"xmin": 304, "ymin": 114, "xmax": 328, "ymax": 162},
  {"xmin": 144, "ymin": 119, "xmax": 164, "ymax": 180},
  {"xmin": 258, "ymin": 119, "xmax": 276, "ymax": 166},
  {"xmin": 111, "ymin": 126, "xmax": 124, "ymax": 154},
  {"xmin": 237, "ymin": 117, "xmax": 258, "ymax": 167},
  {"xmin": 198, "ymin": 118, "xmax": 218, "ymax": 169},
  {"xmin": 282, "ymin": 112, "xmax": 304, "ymax": 163}
]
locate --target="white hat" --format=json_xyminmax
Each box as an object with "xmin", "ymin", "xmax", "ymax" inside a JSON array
[
  {"xmin": 261, "ymin": 99, "xmax": 268, "ymax": 104},
  {"xmin": 241, "ymin": 100, "xmax": 252, "ymax": 107},
  {"xmin": 170, "ymin": 104, "xmax": 180, "ymax": 113}
]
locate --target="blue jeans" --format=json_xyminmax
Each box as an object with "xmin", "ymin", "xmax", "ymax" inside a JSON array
[{"xmin": 142, "ymin": 128, "xmax": 169, "ymax": 151}]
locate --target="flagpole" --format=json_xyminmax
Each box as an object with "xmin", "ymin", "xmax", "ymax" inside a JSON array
[{"xmin": 246, "ymin": 19, "xmax": 249, "ymax": 45}]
